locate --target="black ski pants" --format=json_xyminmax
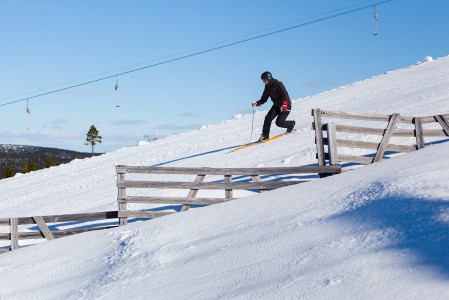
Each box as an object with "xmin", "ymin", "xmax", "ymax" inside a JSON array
[{"xmin": 262, "ymin": 105, "xmax": 295, "ymax": 137}]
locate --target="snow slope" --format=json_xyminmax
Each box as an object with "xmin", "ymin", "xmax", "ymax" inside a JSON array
[{"xmin": 0, "ymin": 56, "xmax": 448, "ymax": 299}]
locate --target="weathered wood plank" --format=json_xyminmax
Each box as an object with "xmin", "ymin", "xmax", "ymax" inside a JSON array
[
  {"xmin": 10, "ymin": 218, "xmax": 19, "ymax": 250},
  {"xmin": 421, "ymin": 113, "xmax": 449, "ymax": 124},
  {"xmin": 32, "ymin": 216, "xmax": 55, "ymax": 240},
  {"xmin": 435, "ymin": 115, "xmax": 449, "ymax": 136},
  {"xmin": 0, "ymin": 248, "xmax": 10, "ymax": 254},
  {"xmin": 0, "ymin": 218, "xmax": 9, "ymax": 226},
  {"xmin": 15, "ymin": 211, "xmax": 118, "ymax": 225},
  {"xmin": 16, "ymin": 226, "xmax": 118, "ymax": 240},
  {"xmin": 118, "ymin": 211, "xmax": 175, "ymax": 219},
  {"xmin": 181, "ymin": 174, "xmax": 206, "ymax": 212},
  {"xmin": 117, "ymin": 172, "xmax": 127, "ymax": 226},
  {"xmin": 326, "ymin": 122, "xmax": 338, "ymax": 165},
  {"xmin": 336, "ymin": 139, "xmax": 416, "ymax": 153},
  {"xmin": 334, "ymin": 124, "xmax": 434, "ymax": 137},
  {"xmin": 117, "ymin": 180, "xmax": 309, "ymax": 190},
  {"xmin": 251, "ymin": 175, "xmax": 268, "ymax": 193},
  {"xmin": 337, "ymin": 154, "xmax": 373, "ymax": 165},
  {"xmin": 414, "ymin": 117, "xmax": 425, "ymax": 150},
  {"xmin": 118, "ymin": 196, "xmax": 232, "ymax": 204},
  {"xmin": 312, "ymin": 109, "xmax": 326, "ymax": 167},
  {"xmin": 116, "ymin": 165, "xmax": 340, "ymax": 175},
  {"xmin": 224, "ymin": 175, "xmax": 233, "ymax": 200},
  {"xmin": 319, "ymin": 109, "xmax": 414, "ymax": 124},
  {"xmin": 373, "ymin": 113, "xmax": 400, "ymax": 163}
]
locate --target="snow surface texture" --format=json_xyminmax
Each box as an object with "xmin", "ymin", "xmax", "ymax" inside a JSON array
[{"xmin": 0, "ymin": 56, "xmax": 449, "ymax": 299}]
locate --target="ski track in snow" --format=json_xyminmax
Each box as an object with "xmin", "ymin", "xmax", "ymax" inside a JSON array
[{"xmin": 0, "ymin": 56, "xmax": 449, "ymax": 299}]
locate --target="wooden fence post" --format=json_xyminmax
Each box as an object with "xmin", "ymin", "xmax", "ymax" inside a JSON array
[
  {"xmin": 224, "ymin": 175, "xmax": 233, "ymax": 200},
  {"xmin": 414, "ymin": 117, "xmax": 425, "ymax": 150},
  {"xmin": 312, "ymin": 109, "xmax": 326, "ymax": 167},
  {"xmin": 117, "ymin": 171, "xmax": 128, "ymax": 226},
  {"xmin": 33, "ymin": 216, "xmax": 55, "ymax": 240},
  {"xmin": 251, "ymin": 175, "xmax": 267, "ymax": 193},
  {"xmin": 181, "ymin": 174, "xmax": 206, "ymax": 212},
  {"xmin": 10, "ymin": 218, "xmax": 18, "ymax": 251},
  {"xmin": 435, "ymin": 115, "xmax": 449, "ymax": 136},
  {"xmin": 326, "ymin": 122, "xmax": 338, "ymax": 166},
  {"xmin": 372, "ymin": 113, "xmax": 400, "ymax": 163}
]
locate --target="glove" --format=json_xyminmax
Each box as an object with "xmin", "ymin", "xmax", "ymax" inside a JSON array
[
  {"xmin": 281, "ymin": 100, "xmax": 288, "ymax": 112},
  {"xmin": 252, "ymin": 100, "xmax": 262, "ymax": 107}
]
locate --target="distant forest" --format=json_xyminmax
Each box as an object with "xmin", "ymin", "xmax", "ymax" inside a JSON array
[{"xmin": 0, "ymin": 145, "xmax": 96, "ymax": 179}]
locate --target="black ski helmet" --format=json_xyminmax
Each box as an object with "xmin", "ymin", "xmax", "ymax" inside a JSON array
[{"xmin": 261, "ymin": 71, "xmax": 272, "ymax": 81}]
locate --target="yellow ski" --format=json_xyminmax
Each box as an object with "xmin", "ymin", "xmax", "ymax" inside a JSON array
[{"xmin": 231, "ymin": 133, "xmax": 287, "ymax": 152}]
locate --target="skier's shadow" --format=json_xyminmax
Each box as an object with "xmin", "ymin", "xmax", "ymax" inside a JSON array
[{"xmin": 153, "ymin": 144, "xmax": 245, "ymax": 167}]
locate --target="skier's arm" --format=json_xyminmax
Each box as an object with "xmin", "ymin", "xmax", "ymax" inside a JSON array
[
  {"xmin": 258, "ymin": 85, "xmax": 270, "ymax": 105},
  {"xmin": 278, "ymin": 82, "xmax": 289, "ymax": 102}
]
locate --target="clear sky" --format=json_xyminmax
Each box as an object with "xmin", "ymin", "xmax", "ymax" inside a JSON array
[{"xmin": 1, "ymin": 0, "xmax": 448, "ymax": 152}]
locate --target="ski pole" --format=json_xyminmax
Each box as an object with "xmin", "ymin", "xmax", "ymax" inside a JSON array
[{"xmin": 250, "ymin": 106, "xmax": 255, "ymax": 142}]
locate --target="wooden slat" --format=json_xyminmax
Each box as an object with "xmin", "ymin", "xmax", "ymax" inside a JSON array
[
  {"xmin": 0, "ymin": 249, "xmax": 10, "ymax": 254},
  {"xmin": 421, "ymin": 113, "xmax": 449, "ymax": 124},
  {"xmin": 336, "ymin": 139, "xmax": 416, "ymax": 153},
  {"xmin": 337, "ymin": 154, "xmax": 373, "ymax": 165},
  {"xmin": 435, "ymin": 115, "xmax": 449, "ymax": 136},
  {"xmin": 118, "ymin": 196, "xmax": 232, "ymax": 204},
  {"xmin": 116, "ymin": 165, "xmax": 340, "ymax": 175},
  {"xmin": 118, "ymin": 211, "xmax": 175, "ymax": 219},
  {"xmin": 312, "ymin": 109, "xmax": 326, "ymax": 167},
  {"xmin": 326, "ymin": 122, "xmax": 338, "ymax": 165},
  {"xmin": 16, "ymin": 226, "xmax": 118, "ymax": 240},
  {"xmin": 10, "ymin": 218, "xmax": 19, "ymax": 250},
  {"xmin": 117, "ymin": 180, "xmax": 308, "ymax": 190},
  {"xmin": 335, "ymin": 124, "xmax": 418, "ymax": 137},
  {"xmin": 15, "ymin": 211, "xmax": 118, "ymax": 225},
  {"xmin": 0, "ymin": 218, "xmax": 9, "ymax": 226},
  {"xmin": 117, "ymin": 172, "xmax": 127, "ymax": 226},
  {"xmin": 224, "ymin": 175, "xmax": 233, "ymax": 200},
  {"xmin": 181, "ymin": 174, "xmax": 206, "ymax": 212},
  {"xmin": 0, "ymin": 233, "xmax": 10, "ymax": 240},
  {"xmin": 32, "ymin": 216, "xmax": 55, "ymax": 240},
  {"xmin": 319, "ymin": 109, "xmax": 414, "ymax": 124},
  {"xmin": 251, "ymin": 175, "xmax": 268, "ymax": 193},
  {"xmin": 414, "ymin": 117, "xmax": 425, "ymax": 150},
  {"xmin": 372, "ymin": 113, "xmax": 400, "ymax": 163}
]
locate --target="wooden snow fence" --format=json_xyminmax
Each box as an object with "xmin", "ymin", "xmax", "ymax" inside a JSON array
[
  {"xmin": 0, "ymin": 211, "xmax": 118, "ymax": 253},
  {"xmin": 312, "ymin": 108, "xmax": 449, "ymax": 168},
  {"xmin": 116, "ymin": 165, "xmax": 342, "ymax": 226}
]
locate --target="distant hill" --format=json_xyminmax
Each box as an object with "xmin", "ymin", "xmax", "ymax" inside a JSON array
[{"xmin": 0, "ymin": 144, "xmax": 96, "ymax": 179}]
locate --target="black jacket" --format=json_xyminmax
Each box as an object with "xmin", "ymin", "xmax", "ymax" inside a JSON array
[{"xmin": 258, "ymin": 79, "xmax": 291, "ymax": 108}]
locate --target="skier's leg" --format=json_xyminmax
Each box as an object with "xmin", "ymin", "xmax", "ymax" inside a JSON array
[
  {"xmin": 262, "ymin": 106, "xmax": 279, "ymax": 137},
  {"xmin": 275, "ymin": 104, "xmax": 295, "ymax": 130}
]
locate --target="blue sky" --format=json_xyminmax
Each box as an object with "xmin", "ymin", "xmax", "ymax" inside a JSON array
[{"xmin": 1, "ymin": 0, "xmax": 448, "ymax": 152}]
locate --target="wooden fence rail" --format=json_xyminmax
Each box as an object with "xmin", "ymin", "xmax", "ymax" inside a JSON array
[
  {"xmin": 116, "ymin": 165, "xmax": 342, "ymax": 226},
  {"xmin": 0, "ymin": 211, "xmax": 118, "ymax": 253},
  {"xmin": 312, "ymin": 108, "xmax": 449, "ymax": 167}
]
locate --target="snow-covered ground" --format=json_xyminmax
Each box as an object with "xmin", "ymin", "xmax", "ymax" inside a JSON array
[{"xmin": 0, "ymin": 56, "xmax": 448, "ymax": 299}]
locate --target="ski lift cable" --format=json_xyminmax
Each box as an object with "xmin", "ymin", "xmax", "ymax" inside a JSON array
[
  {"xmin": 0, "ymin": 0, "xmax": 382, "ymax": 105},
  {"xmin": 0, "ymin": 0, "xmax": 394, "ymax": 109}
]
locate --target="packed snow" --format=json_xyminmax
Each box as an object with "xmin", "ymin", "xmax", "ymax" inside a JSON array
[{"xmin": 0, "ymin": 55, "xmax": 449, "ymax": 299}]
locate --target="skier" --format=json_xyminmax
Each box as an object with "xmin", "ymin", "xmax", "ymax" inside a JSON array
[{"xmin": 252, "ymin": 71, "xmax": 295, "ymax": 142}]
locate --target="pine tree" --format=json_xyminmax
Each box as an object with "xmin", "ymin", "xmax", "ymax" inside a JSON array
[
  {"xmin": 22, "ymin": 161, "xmax": 29, "ymax": 173},
  {"xmin": 28, "ymin": 159, "xmax": 36, "ymax": 172},
  {"xmin": 45, "ymin": 155, "xmax": 53, "ymax": 168},
  {"xmin": 5, "ymin": 165, "xmax": 14, "ymax": 178},
  {"xmin": 85, "ymin": 125, "xmax": 102, "ymax": 157}
]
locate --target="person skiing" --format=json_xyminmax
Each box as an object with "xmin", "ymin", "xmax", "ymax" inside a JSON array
[{"xmin": 252, "ymin": 71, "xmax": 296, "ymax": 142}]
